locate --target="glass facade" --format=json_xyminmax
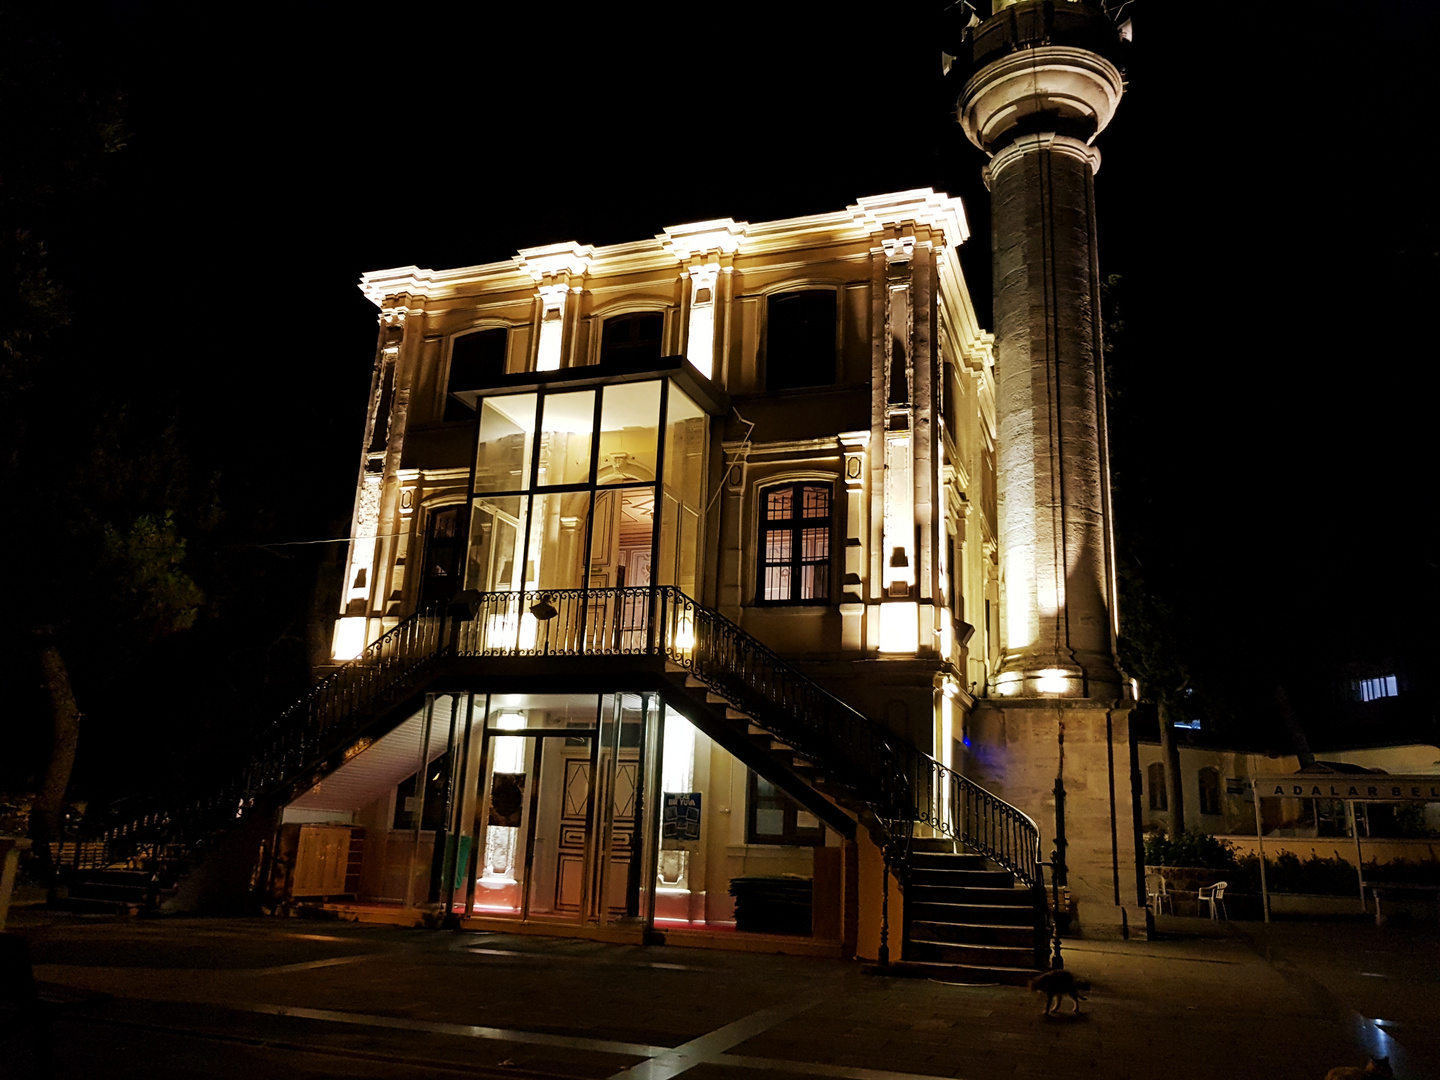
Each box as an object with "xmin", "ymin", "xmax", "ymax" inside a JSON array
[
  {"xmin": 281, "ymin": 689, "xmax": 839, "ymax": 939},
  {"xmin": 465, "ymin": 379, "xmax": 704, "ymax": 601}
]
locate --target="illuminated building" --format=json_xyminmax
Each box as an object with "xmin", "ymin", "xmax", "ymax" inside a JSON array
[{"xmin": 264, "ymin": 1, "xmax": 1147, "ymax": 962}]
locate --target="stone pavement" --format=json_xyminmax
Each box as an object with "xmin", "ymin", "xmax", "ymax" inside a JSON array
[{"xmin": 2, "ymin": 908, "xmax": 1436, "ymax": 1080}]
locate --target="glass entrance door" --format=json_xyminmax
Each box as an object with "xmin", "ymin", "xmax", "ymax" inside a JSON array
[
  {"xmin": 460, "ymin": 693, "xmax": 654, "ymax": 927},
  {"xmin": 472, "ymin": 704, "xmax": 600, "ymax": 923},
  {"xmin": 473, "ymin": 719, "xmax": 532, "ymax": 915}
]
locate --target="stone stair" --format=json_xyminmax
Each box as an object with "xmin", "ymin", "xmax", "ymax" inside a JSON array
[
  {"xmin": 671, "ymin": 669, "xmax": 1045, "ymax": 982},
  {"xmin": 902, "ymin": 837, "xmax": 1046, "ymax": 985}
]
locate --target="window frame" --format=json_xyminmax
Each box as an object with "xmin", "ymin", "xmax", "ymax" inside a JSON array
[
  {"xmin": 763, "ymin": 287, "xmax": 839, "ymax": 392},
  {"xmin": 418, "ymin": 502, "xmax": 470, "ymax": 609},
  {"xmin": 444, "ymin": 326, "xmax": 510, "ymax": 421},
  {"xmin": 1197, "ymin": 767, "xmax": 1222, "ymax": 816},
  {"xmin": 746, "ymin": 770, "xmax": 824, "ymax": 846},
  {"xmin": 597, "ymin": 309, "xmax": 666, "ymax": 369},
  {"xmin": 754, "ymin": 480, "xmax": 833, "ymax": 606},
  {"xmin": 1147, "ymin": 761, "xmax": 1168, "ymax": 812}
]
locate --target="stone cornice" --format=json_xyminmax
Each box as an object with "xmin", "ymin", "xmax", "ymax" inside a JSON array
[{"xmin": 358, "ymin": 189, "xmax": 973, "ymax": 309}]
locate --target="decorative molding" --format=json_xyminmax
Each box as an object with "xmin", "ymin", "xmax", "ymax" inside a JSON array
[
  {"xmin": 358, "ymin": 189, "xmax": 973, "ymax": 311},
  {"xmin": 985, "ymin": 133, "xmax": 1103, "ymax": 184},
  {"xmin": 958, "ymin": 44, "xmax": 1124, "ymax": 155}
]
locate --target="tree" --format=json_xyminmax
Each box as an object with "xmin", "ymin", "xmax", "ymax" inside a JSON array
[
  {"xmin": 0, "ymin": 13, "xmax": 205, "ymax": 882},
  {"xmin": 1103, "ymin": 273, "xmax": 1233, "ymax": 837},
  {"xmin": 1116, "ymin": 558, "xmax": 1189, "ymax": 836}
]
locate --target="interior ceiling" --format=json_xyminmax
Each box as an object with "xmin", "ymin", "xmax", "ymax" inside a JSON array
[
  {"xmin": 287, "ymin": 697, "xmax": 457, "ymax": 814},
  {"xmin": 619, "ymin": 491, "xmax": 653, "ymax": 548}
]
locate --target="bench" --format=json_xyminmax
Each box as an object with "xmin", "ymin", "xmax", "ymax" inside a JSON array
[{"xmin": 1364, "ymin": 882, "xmax": 1440, "ymax": 926}]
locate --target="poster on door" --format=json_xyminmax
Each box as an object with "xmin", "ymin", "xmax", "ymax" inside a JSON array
[
  {"xmin": 662, "ymin": 792, "xmax": 702, "ymax": 849},
  {"xmin": 489, "ymin": 773, "xmax": 526, "ymax": 827}
]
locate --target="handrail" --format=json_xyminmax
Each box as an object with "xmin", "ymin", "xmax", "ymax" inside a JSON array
[
  {"xmin": 94, "ymin": 601, "xmax": 451, "ymax": 865},
  {"xmin": 246, "ymin": 602, "xmax": 448, "ymax": 794},
  {"xmin": 912, "ymin": 754, "xmax": 1042, "ymax": 888},
  {"xmin": 647, "ymin": 588, "xmax": 912, "ymax": 824},
  {"xmin": 89, "ymin": 585, "xmax": 1040, "ymax": 896}
]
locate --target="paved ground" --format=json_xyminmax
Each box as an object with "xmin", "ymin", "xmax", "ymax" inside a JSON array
[{"xmin": 2, "ymin": 906, "xmax": 1436, "ymax": 1080}]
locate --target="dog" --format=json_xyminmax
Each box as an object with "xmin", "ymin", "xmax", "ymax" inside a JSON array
[
  {"xmin": 1027, "ymin": 967, "xmax": 1089, "ymax": 1015},
  {"xmin": 1324, "ymin": 1057, "xmax": 1392, "ymax": 1080}
]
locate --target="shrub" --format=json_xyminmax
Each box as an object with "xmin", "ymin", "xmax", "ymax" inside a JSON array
[
  {"xmin": 1144, "ymin": 830, "xmax": 1239, "ymax": 870},
  {"xmin": 1233, "ymin": 853, "xmax": 1440, "ymax": 894}
]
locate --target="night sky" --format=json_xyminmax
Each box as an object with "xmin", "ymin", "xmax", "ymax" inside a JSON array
[{"xmin": 26, "ymin": 2, "xmax": 1440, "ymax": 737}]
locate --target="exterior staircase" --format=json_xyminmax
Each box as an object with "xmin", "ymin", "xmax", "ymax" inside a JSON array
[
  {"xmin": 76, "ymin": 585, "xmax": 1048, "ymax": 977},
  {"xmin": 903, "ymin": 838, "xmax": 1046, "ymax": 984}
]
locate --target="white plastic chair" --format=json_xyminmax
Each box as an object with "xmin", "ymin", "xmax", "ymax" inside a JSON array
[
  {"xmin": 1198, "ymin": 881, "xmax": 1228, "ymax": 920},
  {"xmin": 1146, "ymin": 872, "xmax": 1173, "ymax": 914}
]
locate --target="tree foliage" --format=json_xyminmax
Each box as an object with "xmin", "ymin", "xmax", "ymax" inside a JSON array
[{"xmin": 0, "ymin": 12, "xmax": 207, "ymax": 863}]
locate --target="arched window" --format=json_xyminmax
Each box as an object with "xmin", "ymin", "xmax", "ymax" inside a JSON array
[
  {"xmin": 757, "ymin": 482, "xmax": 831, "ymax": 604},
  {"xmin": 765, "ymin": 289, "xmax": 837, "ymax": 391},
  {"xmin": 1198, "ymin": 767, "xmax": 1222, "ymax": 816},
  {"xmin": 445, "ymin": 328, "xmax": 508, "ymax": 420},
  {"xmin": 599, "ymin": 311, "xmax": 665, "ymax": 368},
  {"xmin": 1147, "ymin": 762, "xmax": 1168, "ymax": 812}
]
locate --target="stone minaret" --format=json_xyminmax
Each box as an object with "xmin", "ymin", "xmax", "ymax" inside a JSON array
[
  {"xmin": 954, "ymin": 2, "xmax": 1146, "ymax": 935},
  {"xmin": 954, "ymin": 1, "xmax": 1126, "ymax": 700}
]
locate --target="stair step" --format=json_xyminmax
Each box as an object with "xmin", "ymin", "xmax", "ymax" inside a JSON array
[
  {"xmin": 66, "ymin": 882, "xmax": 151, "ymax": 903},
  {"xmin": 909, "ymin": 852, "xmax": 990, "ymax": 871},
  {"xmin": 909, "ymin": 837, "xmax": 958, "ymax": 854},
  {"xmin": 51, "ymin": 896, "xmax": 142, "ymax": 915},
  {"xmin": 909, "ymin": 901, "xmax": 1035, "ymax": 926},
  {"xmin": 909, "ymin": 884, "xmax": 1029, "ymax": 906},
  {"xmin": 68, "ymin": 869, "xmax": 153, "ymax": 886},
  {"xmin": 909, "ymin": 868, "xmax": 1016, "ymax": 889},
  {"xmin": 725, "ymin": 708, "xmax": 751, "ymax": 721},
  {"xmin": 684, "ymin": 675, "xmax": 705, "ymax": 688},
  {"xmin": 907, "ymin": 938, "xmax": 1038, "ymax": 968},
  {"xmin": 909, "ymin": 920, "xmax": 1037, "ymax": 948},
  {"xmin": 888, "ymin": 959, "xmax": 1040, "ymax": 987}
]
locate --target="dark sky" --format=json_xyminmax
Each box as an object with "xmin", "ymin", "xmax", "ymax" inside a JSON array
[{"xmin": 55, "ymin": 1, "xmax": 1440, "ymax": 671}]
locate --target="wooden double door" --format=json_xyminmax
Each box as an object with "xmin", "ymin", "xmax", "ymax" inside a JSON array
[{"xmin": 479, "ymin": 731, "xmax": 639, "ymax": 922}]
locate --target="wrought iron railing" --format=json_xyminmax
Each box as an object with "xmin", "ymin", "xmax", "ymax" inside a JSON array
[
  {"xmin": 245, "ymin": 604, "xmax": 447, "ymax": 793},
  {"xmin": 644, "ymin": 588, "xmax": 911, "ymax": 823},
  {"xmin": 93, "ymin": 603, "xmax": 449, "ymax": 868},
  {"xmin": 90, "ymin": 585, "xmax": 1040, "ymax": 900},
  {"xmin": 910, "ymin": 755, "xmax": 1042, "ymax": 888},
  {"xmin": 451, "ymin": 587, "xmax": 654, "ymax": 658}
]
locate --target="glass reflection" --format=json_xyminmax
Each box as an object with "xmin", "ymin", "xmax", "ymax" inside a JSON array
[
  {"xmin": 597, "ymin": 381, "xmax": 661, "ymax": 484},
  {"xmin": 536, "ymin": 391, "xmax": 595, "ymax": 488},
  {"xmin": 475, "ymin": 395, "xmax": 536, "ymax": 493}
]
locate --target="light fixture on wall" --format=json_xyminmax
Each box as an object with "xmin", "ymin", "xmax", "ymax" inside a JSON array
[
  {"xmin": 1036, "ymin": 669, "xmax": 1072, "ymax": 695},
  {"xmin": 529, "ymin": 596, "xmax": 558, "ymax": 621},
  {"xmin": 887, "ymin": 547, "xmax": 911, "ymax": 598}
]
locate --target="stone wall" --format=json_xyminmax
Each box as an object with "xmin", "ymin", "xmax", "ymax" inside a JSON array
[{"xmin": 967, "ymin": 700, "xmax": 1144, "ymax": 936}]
